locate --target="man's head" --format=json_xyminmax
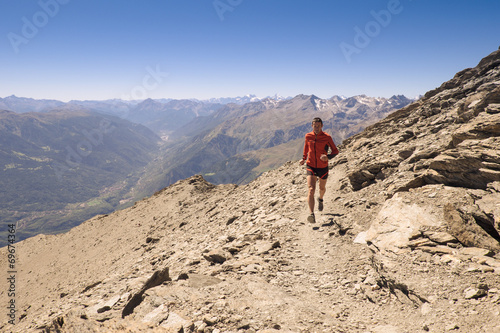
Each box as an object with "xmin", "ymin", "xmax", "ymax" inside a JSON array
[{"xmin": 311, "ymin": 117, "xmax": 323, "ymax": 134}]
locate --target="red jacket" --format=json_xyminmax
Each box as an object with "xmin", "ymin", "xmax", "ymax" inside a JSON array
[{"xmin": 303, "ymin": 131, "xmax": 339, "ymax": 169}]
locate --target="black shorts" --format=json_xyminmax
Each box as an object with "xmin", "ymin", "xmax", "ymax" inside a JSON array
[{"xmin": 306, "ymin": 165, "xmax": 329, "ymax": 179}]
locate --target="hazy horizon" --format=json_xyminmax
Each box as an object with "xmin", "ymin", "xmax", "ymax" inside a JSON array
[{"xmin": 0, "ymin": 92, "xmax": 418, "ymax": 104}]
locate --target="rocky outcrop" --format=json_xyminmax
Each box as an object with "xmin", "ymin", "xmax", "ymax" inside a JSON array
[
  {"xmin": 345, "ymin": 49, "xmax": 500, "ymax": 191},
  {"xmin": 341, "ymin": 48, "xmax": 500, "ymax": 252}
]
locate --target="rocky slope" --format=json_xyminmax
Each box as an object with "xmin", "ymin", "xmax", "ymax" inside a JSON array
[{"xmin": 2, "ymin": 48, "xmax": 500, "ymax": 332}]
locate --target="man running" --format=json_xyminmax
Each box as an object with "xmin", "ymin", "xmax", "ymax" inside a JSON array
[{"xmin": 299, "ymin": 117, "xmax": 339, "ymax": 223}]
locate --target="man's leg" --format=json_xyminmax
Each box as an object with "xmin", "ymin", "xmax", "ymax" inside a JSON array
[
  {"xmin": 317, "ymin": 178, "xmax": 327, "ymax": 211},
  {"xmin": 307, "ymin": 175, "xmax": 317, "ymax": 214},
  {"xmin": 318, "ymin": 178, "xmax": 327, "ymax": 200}
]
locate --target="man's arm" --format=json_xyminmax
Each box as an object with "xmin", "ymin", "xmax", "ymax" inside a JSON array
[
  {"xmin": 300, "ymin": 137, "xmax": 309, "ymax": 165},
  {"xmin": 327, "ymin": 138, "xmax": 339, "ymax": 160}
]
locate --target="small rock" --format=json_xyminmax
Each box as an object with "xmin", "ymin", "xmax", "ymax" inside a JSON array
[
  {"xmin": 482, "ymin": 266, "xmax": 495, "ymax": 273},
  {"xmin": 254, "ymin": 240, "xmax": 278, "ymax": 255},
  {"xmin": 227, "ymin": 216, "xmax": 238, "ymax": 225},
  {"xmin": 203, "ymin": 315, "xmax": 218, "ymax": 326},
  {"xmin": 188, "ymin": 259, "xmax": 201, "ymax": 266},
  {"xmin": 94, "ymin": 295, "xmax": 121, "ymax": 314},
  {"xmin": 464, "ymin": 287, "xmax": 487, "ymax": 299},
  {"xmin": 408, "ymin": 238, "xmax": 438, "ymax": 248},
  {"xmin": 466, "ymin": 265, "xmax": 483, "ymax": 273},
  {"xmin": 478, "ymin": 283, "xmax": 489, "ymax": 291},
  {"xmin": 486, "ymin": 103, "xmax": 500, "ymax": 114},
  {"xmin": 419, "ymin": 245, "xmax": 454, "ymax": 255},
  {"xmin": 238, "ymin": 321, "xmax": 251, "ymax": 330},
  {"xmin": 421, "ymin": 302, "xmax": 432, "ymax": 316},
  {"xmin": 441, "ymin": 254, "xmax": 461, "ymax": 264},
  {"xmin": 203, "ymin": 249, "xmax": 228, "ymax": 264},
  {"xmin": 142, "ymin": 304, "xmax": 169, "ymax": 325},
  {"xmin": 96, "ymin": 305, "xmax": 111, "ymax": 314},
  {"xmin": 194, "ymin": 320, "xmax": 207, "ymax": 332},
  {"xmin": 242, "ymin": 263, "xmax": 261, "ymax": 273},
  {"xmin": 146, "ymin": 237, "xmax": 160, "ymax": 244},
  {"xmin": 353, "ymin": 231, "xmax": 367, "ymax": 244},
  {"xmin": 120, "ymin": 292, "xmax": 131, "ymax": 302},
  {"xmin": 161, "ymin": 312, "xmax": 193, "ymax": 331},
  {"xmin": 423, "ymin": 231, "xmax": 457, "ymax": 244},
  {"xmin": 459, "ymin": 247, "xmax": 494, "ymax": 257},
  {"xmin": 477, "ymin": 256, "xmax": 500, "ymax": 267}
]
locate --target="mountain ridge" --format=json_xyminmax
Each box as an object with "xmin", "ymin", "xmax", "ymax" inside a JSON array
[{"xmin": 132, "ymin": 93, "xmax": 414, "ymax": 193}]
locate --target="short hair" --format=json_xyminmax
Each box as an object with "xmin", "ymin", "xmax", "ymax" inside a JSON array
[{"xmin": 312, "ymin": 117, "xmax": 323, "ymax": 125}]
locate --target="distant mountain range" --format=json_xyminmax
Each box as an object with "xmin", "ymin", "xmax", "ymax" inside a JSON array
[
  {"xmin": 0, "ymin": 93, "xmax": 414, "ymax": 245},
  {"xmin": 68, "ymin": 98, "xmax": 223, "ymax": 139},
  {"xmin": 0, "ymin": 108, "xmax": 160, "ymax": 246},
  {"xmin": 198, "ymin": 94, "xmax": 292, "ymax": 105},
  {"xmin": 0, "ymin": 95, "xmax": 65, "ymax": 113},
  {"xmin": 129, "ymin": 94, "xmax": 414, "ymax": 196},
  {"xmin": 0, "ymin": 94, "xmax": 292, "ymax": 138},
  {"xmin": 0, "ymin": 94, "xmax": 290, "ymax": 114}
]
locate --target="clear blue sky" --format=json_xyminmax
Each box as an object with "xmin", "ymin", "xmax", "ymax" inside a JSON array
[{"xmin": 1, "ymin": 0, "xmax": 499, "ymax": 102}]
